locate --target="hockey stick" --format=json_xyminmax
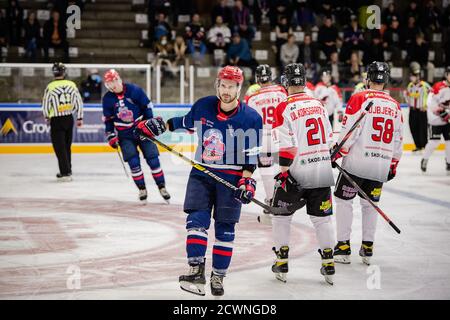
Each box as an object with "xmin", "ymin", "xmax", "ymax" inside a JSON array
[
  {"xmin": 330, "ymin": 101, "xmax": 374, "ymax": 159},
  {"xmin": 334, "ymin": 163, "xmax": 401, "ymax": 234},
  {"xmin": 116, "ymin": 148, "xmax": 129, "ymax": 178},
  {"xmin": 140, "ymin": 135, "xmax": 291, "ymax": 215}
]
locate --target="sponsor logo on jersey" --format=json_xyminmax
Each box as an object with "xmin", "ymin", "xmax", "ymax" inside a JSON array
[
  {"xmin": 0, "ymin": 118, "xmax": 18, "ymax": 136},
  {"xmin": 370, "ymin": 188, "xmax": 382, "ymax": 200},
  {"xmin": 117, "ymin": 106, "xmax": 134, "ymax": 123},
  {"xmin": 320, "ymin": 199, "xmax": 332, "ymax": 214},
  {"xmin": 202, "ymin": 129, "xmax": 225, "ymax": 161}
]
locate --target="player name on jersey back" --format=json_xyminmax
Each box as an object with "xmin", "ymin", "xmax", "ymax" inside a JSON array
[{"xmin": 274, "ymin": 93, "xmax": 335, "ymax": 189}]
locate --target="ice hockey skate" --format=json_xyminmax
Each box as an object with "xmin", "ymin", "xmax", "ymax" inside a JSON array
[
  {"xmin": 421, "ymin": 159, "xmax": 428, "ymax": 172},
  {"xmin": 56, "ymin": 173, "xmax": 72, "ymax": 182},
  {"xmin": 359, "ymin": 242, "xmax": 373, "ymax": 265},
  {"xmin": 179, "ymin": 262, "xmax": 206, "ymax": 296},
  {"xmin": 210, "ymin": 272, "xmax": 225, "ymax": 296},
  {"xmin": 272, "ymin": 246, "xmax": 289, "ymax": 283},
  {"xmin": 334, "ymin": 241, "xmax": 351, "ymax": 264},
  {"xmin": 158, "ymin": 185, "xmax": 171, "ymax": 204},
  {"xmin": 138, "ymin": 187, "xmax": 147, "ymax": 204},
  {"xmin": 319, "ymin": 248, "xmax": 335, "ymax": 285}
]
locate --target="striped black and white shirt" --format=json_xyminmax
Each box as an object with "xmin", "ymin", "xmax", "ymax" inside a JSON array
[{"xmin": 42, "ymin": 79, "xmax": 83, "ymax": 119}]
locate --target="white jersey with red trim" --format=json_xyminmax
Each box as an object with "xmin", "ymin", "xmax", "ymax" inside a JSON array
[
  {"xmin": 313, "ymin": 82, "xmax": 343, "ymax": 116},
  {"xmin": 273, "ymin": 92, "xmax": 335, "ymax": 189},
  {"xmin": 427, "ymin": 81, "xmax": 450, "ymax": 126},
  {"xmin": 338, "ymin": 89, "xmax": 404, "ymax": 182},
  {"xmin": 246, "ymin": 84, "xmax": 288, "ymax": 153}
]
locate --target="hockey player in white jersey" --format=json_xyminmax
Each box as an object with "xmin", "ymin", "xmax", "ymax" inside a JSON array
[
  {"xmin": 271, "ymin": 63, "xmax": 336, "ymax": 285},
  {"xmin": 331, "ymin": 62, "xmax": 404, "ymax": 265},
  {"xmin": 245, "ymin": 64, "xmax": 288, "ymax": 206},
  {"xmin": 314, "ymin": 69, "xmax": 343, "ymax": 129},
  {"xmin": 420, "ymin": 67, "xmax": 450, "ymax": 173}
]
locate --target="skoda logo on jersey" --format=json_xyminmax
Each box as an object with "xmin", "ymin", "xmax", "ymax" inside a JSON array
[{"xmin": 0, "ymin": 118, "xmax": 18, "ymax": 136}]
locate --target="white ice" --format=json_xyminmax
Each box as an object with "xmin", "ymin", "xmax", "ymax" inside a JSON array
[{"xmin": 0, "ymin": 150, "xmax": 449, "ymax": 300}]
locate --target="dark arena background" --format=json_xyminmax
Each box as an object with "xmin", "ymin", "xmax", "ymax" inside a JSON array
[{"xmin": 0, "ymin": 0, "xmax": 449, "ymax": 307}]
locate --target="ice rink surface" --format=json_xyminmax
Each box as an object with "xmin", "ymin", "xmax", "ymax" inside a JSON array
[{"xmin": 0, "ymin": 150, "xmax": 449, "ymax": 300}]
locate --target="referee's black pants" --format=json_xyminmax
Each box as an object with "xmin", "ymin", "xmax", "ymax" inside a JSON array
[
  {"xmin": 409, "ymin": 108, "xmax": 428, "ymax": 149},
  {"xmin": 50, "ymin": 115, "xmax": 74, "ymax": 175}
]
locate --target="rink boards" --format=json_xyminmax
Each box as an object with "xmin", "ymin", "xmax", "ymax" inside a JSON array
[{"xmin": 0, "ymin": 103, "xmax": 445, "ymax": 153}]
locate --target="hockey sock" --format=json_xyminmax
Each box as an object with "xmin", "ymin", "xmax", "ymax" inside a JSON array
[
  {"xmin": 271, "ymin": 214, "xmax": 293, "ymax": 250},
  {"xmin": 310, "ymin": 215, "xmax": 335, "ymax": 250},
  {"xmin": 186, "ymin": 211, "xmax": 211, "ymax": 265},
  {"xmin": 423, "ymin": 140, "xmax": 440, "ymax": 160},
  {"xmin": 146, "ymin": 156, "xmax": 165, "ymax": 186},
  {"xmin": 212, "ymin": 221, "xmax": 235, "ymax": 275},
  {"xmin": 360, "ymin": 198, "xmax": 378, "ymax": 242},
  {"xmin": 259, "ymin": 166, "xmax": 276, "ymax": 201},
  {"xmin": 335, "ymin": 197, "xmax": 354, "ymax": 242},
  {"xmin": 128, "ymin": 155, "xmax": 145, "ymax": 188}
]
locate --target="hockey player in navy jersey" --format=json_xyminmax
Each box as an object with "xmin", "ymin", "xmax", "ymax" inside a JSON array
[
  {"xmin": 136, "ymin": 66, "xmax": 263, "ymax": 296},
  {"xmin": 102, "ymin": 69, "xmax": 170, "ymax": 203}
]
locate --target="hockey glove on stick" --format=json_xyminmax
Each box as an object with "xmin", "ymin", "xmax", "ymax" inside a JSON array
[
  {"xmin": 235, "ymin": 177, "xmax": 256, "ymax": 204},
  {"xmin": 387, "ymin": 158, "xmax": 399, "ymax": 181},
  {"xmin": 136, "ymin": 117, "xmax": 166, "ymax": 138},
  {"xmin": 330, "ymin": 143, "xmax": 344, "ymax": 168},
  {"xmin": 107, "ymin": 133, "xmax": 119, "ymax": 149}
]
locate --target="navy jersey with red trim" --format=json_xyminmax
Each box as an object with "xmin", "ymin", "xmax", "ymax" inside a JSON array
[
  {"xmin": 170, "ymin": 95, "xmax": 263, "ymax": 172},
  {"xmin": 102, "ymin": 83, "xmax": 154, "ymax": 139}
]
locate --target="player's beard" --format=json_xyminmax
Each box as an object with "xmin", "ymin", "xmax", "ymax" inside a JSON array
[{"xmin": 220, "ymin": 93, "xmax": 235, "ymax": 103}]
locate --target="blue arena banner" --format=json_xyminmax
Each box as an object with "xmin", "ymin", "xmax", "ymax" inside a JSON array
[{"xmin": 0, "ymin": 103, "xmax": 192, "ymax": 145}]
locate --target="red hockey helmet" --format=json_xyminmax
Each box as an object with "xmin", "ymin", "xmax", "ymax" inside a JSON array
[
  {"xmin": 103, "ymin": 69, "xmax": 123, "ymax": 92},
  {"xmin": 217, "ymin": 66, "xmax": 244, "ymax": 86},
  {"xmin": 104, "ymin": 69, "xmax": 121, "ymax": 83}
]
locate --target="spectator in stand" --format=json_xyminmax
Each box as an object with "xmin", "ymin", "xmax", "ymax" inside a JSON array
[
  {"xmin": 269, "ymin": 0, "xmax": 291, "ymax": 29},
  {"xmin": 173, "ymin": 35, "xmax": 189, "ymax": 78},
  {"xmin": 444, "ymin": 38, "xmax": 450, "ymax": 67},
  {"xmin": 280, "ymin": 34, "xmax": 299, "ymax": 70},
  {"xmin": 208, "ymin": 15, "xmax": 232, "ymax": 52},
  {"xmin": 187, "ymin": 35, "xmax": 207, "ymax": 66},
  {"xmin": 23, "ymin": 11, "xmax": 41, "ymax": 62},
  {"xmin": 275, "ymin": 15, "xmax": 293, "ymax": 67},
  {"xmin": 185, "ymin": 13, "xmax": 206, "ymax": 42},
  {"xmin": 81, "ymin": 69, "xmax": 102, "ymax": 103},
  {"xmin": 298, "ymin": 33, "xmax": 318, "ymax": 80},
  {"xmin": 293, "ymin": 0, "xmax": 315, "ymax": 31},
  {"xmin": 315, "ymin": 0, "xmax": 334, "ymax": 19},
  {"xmin": 344, "ymin": 51, "xmax": 364, "ymax": 86},
  {"xmin": 252, "ymin": 0, "xmax": 270, "ymax": 28},
  {"xmin": 154, "ymin": 13, "xmax": 172, "ymax": 42},
  {"xmin": 211, "ymin": 0, "xmax": 233, "ymax": 26},
  {"xmin": 6, "ymin": 0, "xmax": 23, "ymax": 46},
  {"xmin": 408, "ymin": 32, "xmax": 435, "ymax": 83},
  {"xmin": 363, "ymin": 32, "xmax": 384, "ymax": 65},
  {"xmin": 381, "ymin": 1, "xmax": 400, "ymax": 27},
  {"xmin": 342, "ymin": 15, "xmax": 364, "ymax": 62},
  {"xmin": 383, "ymin": 15, "xmax": 402, "ymax": 64},
  {"xmin": 318, "ymin": 15, "xmax": 338, "ymax": 60},
  {"xmin": 155, "ymin": 35, "xmax": 177, "ymax": 76},
  {"xmin": 401, "ymin": 16, "xmax": 422, "ymax": 54},
  {"xmin": 226, "ymin": 32, "xmax": 257, "ymax": 75},
  {"xmin": 404, "ymin": 1, "xmax": 422, "ymax": 26},
  {"xmin": 231, "ymin": 0, "xmax": 254, "ymax": 43},
  {"xmin": 326, "ymin": 51, "xmax": 344, "ymax": 85},
  {"xmin": 421, "ymin": 0, "xmax": 441, "ymax": 37},
  {"xmin": 43, "ymin": 10, "xmax": 69, "ymax": 62},
  {"xmin": 0, "ymin": 10, "xmax": 9, "ymax": 54}
]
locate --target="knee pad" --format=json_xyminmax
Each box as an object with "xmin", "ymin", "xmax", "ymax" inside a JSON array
[
  {"xmin": 214, "ymin": 221, "xmax": 235, "ymax": 242},
  {"xmin": 186, "ymin": 210, "xmax": 211, "ymax": 230},
  {"xmin": 146, "ymin": 156, "xmax": 161, "ymax": 170},
  {"xmin": 127, "ymin": 154, "xmax": 141, "ymax": 168}
]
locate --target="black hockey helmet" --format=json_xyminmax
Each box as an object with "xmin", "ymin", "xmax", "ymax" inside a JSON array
[
  {"xmin": 367, "ymin": 61, "xmax": 390, "ymax": 84},
  {"xmin": 281, "ymin": 63, "xmax": 306, "ymax": 88},
  {"xmin": 52, "ymin": 62, "xmax": 66, "ymax": 77},
  {"xmin": 255, "ymin": 64, "xmax": 272, "ymax": 84},
  {"xmin": 445, "ymin": 66, "xmax": 450, "ymax": 76}
]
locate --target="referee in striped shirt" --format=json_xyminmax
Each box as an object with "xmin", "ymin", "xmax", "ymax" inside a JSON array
[{"xmin": 42, "ymin": 62, "xmax": 83, "ymax": 181}]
